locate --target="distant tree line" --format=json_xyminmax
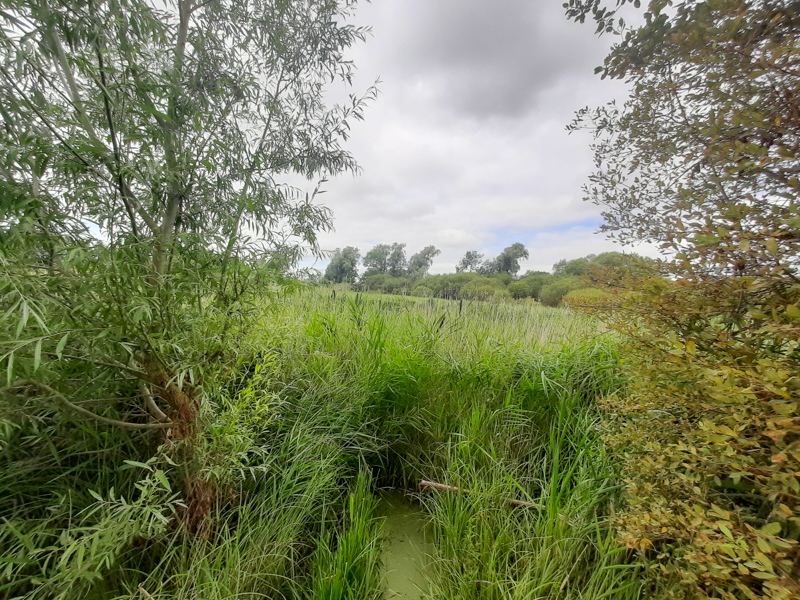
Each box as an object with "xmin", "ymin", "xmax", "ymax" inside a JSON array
[
  {"xmin": 323, "ymin": 243, "xmax": 442, "ymax": 285},
  {"xmin": 324, "ymin": 242, "xmax": 645, "ymax": 306}
]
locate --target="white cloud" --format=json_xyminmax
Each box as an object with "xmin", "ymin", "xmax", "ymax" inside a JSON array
[{"xmin": 294, "ymin": 0, "xmax": 662, "ymax": 276}]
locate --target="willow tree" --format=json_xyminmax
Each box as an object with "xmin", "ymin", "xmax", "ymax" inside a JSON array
[
  {"xmin": 566, "ymin": 1, "xmax": 800, "ymax": 596},
  {"xmin": 0, "ymin": 0, "xmax": 373, "ymax": 459}
]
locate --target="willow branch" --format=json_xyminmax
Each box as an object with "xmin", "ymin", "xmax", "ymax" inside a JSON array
[
  {"xmin": 140, "ymin": 383, "xmax": 169, "ymax": 423},
  {"xmin": 4, "ymin": 380, "xmax": 173, "ymax": 430}
]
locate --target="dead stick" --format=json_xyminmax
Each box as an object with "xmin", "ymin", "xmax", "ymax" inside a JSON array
[
  {"xmin": 418, "ymin": 480, "xmax": 544, "ymax": 509},
  {"xmin": 138, "ymin": 585, "xmax": 154, "ymax": 599}
]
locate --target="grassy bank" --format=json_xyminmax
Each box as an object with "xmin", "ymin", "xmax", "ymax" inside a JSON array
[{"xmin": 1, "ymin": 288, "xmax": 642, "ymax": 599}]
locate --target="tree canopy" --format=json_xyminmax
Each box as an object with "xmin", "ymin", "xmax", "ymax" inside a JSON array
[
  {"xmin": 455, "ymin": 250, "xmax": 484, "ymax": 273},
  {"xmin": 0, "ymin": 0, "xmax": 373, "ymax": 531},
  {"xmin": 2, "ymin": 0, "xmax": 374, "ymax": 269},
  {"xmin": 408, "ymin": 245, "xmax": 441, "ymax": 279},
  {"xmin": 361, "ymin": 243, "xmax": 391, "ymax": 275},
  {"xmin": 482, "ymin": 243, "xmax": 529, "ymax": 276},
  {"xmin": 324, "ymin": 246, "xmax": 361, "ymax": 283}
]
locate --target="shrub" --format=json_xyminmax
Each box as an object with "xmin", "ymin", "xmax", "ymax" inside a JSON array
[
  {"xmin": 411, "ymin": 285, "xmax": 432, "ymax": 297},
  {"xmin": 540, "ymin": 277, "xmax": 583, "ymax": 307},
  {"xmin": 508, "ymin": 273, "xmax": 555, "ymax": 299}
]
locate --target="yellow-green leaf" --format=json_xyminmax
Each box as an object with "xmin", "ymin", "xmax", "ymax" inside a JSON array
[
  {"xmin": 765, "ymin": 238, "xmax": 778, "ymax": 255},
  {"xmin": 760, "ymin": 522, "xmax": 781, "ymax": 536}
]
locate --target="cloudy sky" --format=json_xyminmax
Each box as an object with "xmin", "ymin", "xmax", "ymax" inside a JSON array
[{"xmin": 305, "ymin": 0, "xmax": 655, "ymax": 275}]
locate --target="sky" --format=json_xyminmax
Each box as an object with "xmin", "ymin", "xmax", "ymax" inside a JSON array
[{"xmin": 303, "ymin": 0, "xmax": 657, "ymax": 275}]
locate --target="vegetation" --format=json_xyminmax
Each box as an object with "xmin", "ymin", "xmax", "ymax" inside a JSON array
[
  {"xmin": 324, "ymin": 247, "xmax": 362, "ymax": 284},
  {"xmin": 0, "ymin": 0, "xmax": 374, "ymax": 457},
  {"xmin": 565, "ymin": 0, "xmax": 800, "ymax": 597},
  {"xmin": 1, "ymin": 287, "xmax": 644, "ymax": 600},
  {"xmin": 2, "ymin": 0, "xmax": 797, "ymax": 597},
  {"xmin": 346, "ymin": 247, "xmax": 644, "ymax": 307}
]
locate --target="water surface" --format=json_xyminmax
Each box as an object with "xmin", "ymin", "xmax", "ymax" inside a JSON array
[{"xmin": 379, "ymin": 490, "xmax": 433, "ymax": 600}]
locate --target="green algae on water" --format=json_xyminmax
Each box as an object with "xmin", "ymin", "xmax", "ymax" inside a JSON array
[{"xmin": 379, "ymin": 490, "xmax": 433, "ymax": 600}]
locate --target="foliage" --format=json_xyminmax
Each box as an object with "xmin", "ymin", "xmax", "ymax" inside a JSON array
[
  {"xmin": 0, "ymin": 0, "xmax": 376, "ymax": 591},
  {"xmin": 540, "ymin": 277, "xmax": 584, "ymax": 307},
  {"xmin": 455, "ymin": 250, "xmax": 485, "ymax": 273},
  {"xmin": 359, "ymin": 272, "xmax": 411, "ymax": 294},
  {"xmin": 563, "ymin": 287, "xmax": 608, "ymax": 303},
  {"xmin": 355, "ymin": 249, "xmax": 648, "ymax": 305},
  {"xmin": 0, "ymin": 0, "xmax": 374, "ymax": 432},
  {"xmin": 405, "ymin": 272, "xmax": 509, "ymax": 300},
  {"xmin": 273, "ymin": 289, "xmax": 636, "ymax": 599},
  {"xmin": 362, "ymin": 243, "xmax": 409, "ymax": 277},
  {"xmin": 0, "ymin": 0, "xmax": 373, "ymax": 266},
  {"xmin": 360, "ymin": 243, "xmax": 440, "ymax": 281},
  {"xmin": 325, "ymin": 247, "xmax": 361, "ymax": 283},
  {"xmin": 554, "ymin": 257, "xmax": 593, "ymax": 278},
  {"xmin": 2, "ymin": 274, "xmax": 636, "ymax": 600},
  {"xmin": 566, "ymin": 0, "xmax": 800, "ymax": 597},
  {"xmin": 508, "ymin": 272, "xmax": 555, "ymax": 299},
  {"xmin": 577, "ymin": 273, "xmax": 800, "ymax": 599},
  {"xmin": 554, "ymin": 252, "xmax": 643, "ymax": 279},
  {"xmin": 309, "ymin": 471, "xmax": 383, "ymax": 600},
  {"xmin": 480, "ymin": 242, "xmax": 530, "ymax": 276},
  {"xmin": 407, "ymin": 245, "xmax": 441, "ymax": 280}
]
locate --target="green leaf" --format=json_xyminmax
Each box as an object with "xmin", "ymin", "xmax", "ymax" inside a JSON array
[
  {"xmin": 765, "ymin": 238, "xmax": 778, "ymax": 256},
  {"xmin": 760, "ymin": 522, "xmax": 781, "ymax": 536},
  {"xmin": 88, "ymin": 489, "xmax": 103, "ymax": 502},
  {"xmin": 55, "ymin": 333, "xmax": 69, "ymax": 359},
  {"xmin": 33, "ymin": 338, "xmax": 42, "ymax": 372},
  {"xmin": 154, "ymin": 470, "xmax": 171, "ymax": 493},
  {"xmin": 123, "ymin": 460, "xmax": 153, "ymax": 471},
  {"xmin": 16, "ymin": 302, "xmax": 28, "ymax": 338}
]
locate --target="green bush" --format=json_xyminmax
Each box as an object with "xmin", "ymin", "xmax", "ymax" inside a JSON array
[
  {"xmin": 540, "ymin": 277, "xmax": 583, "ymax": 307},
  {"xmin": 411, "ymin": 285, "xmax": 432, "ymax": 297},
  {"xmin": 507, "ymin": 273, "xmax": 555, "ymax": 299},
  {"xmin": 360, "ymin": 273, "xmax": 411, "ymax": 294}
]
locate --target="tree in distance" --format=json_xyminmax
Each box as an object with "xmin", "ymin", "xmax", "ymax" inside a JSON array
[
  {"xmin": 362, "ymin": 243, "xmax": 391, "ymax": 275},
  {"xmin": 324, "ymin": 247, "xmax": 361, "ymax": 283},
  {"xmin": 408, "ymin": 245, "xmax": 441, "ymax": 279},
  {"xmin": 387, "ymin": 243, "xmax": 408, "ymax": 277},
  {"xmin": 507, "ymin": 272, "xmax": 554, "ymax": 300},
  {"xmin": 481, "ymin": 243, "xmax": 529, "ymax": 276},
  {"xmin": 539, "ymin": 277, "xmax": 583, "ymax": 307},
  {"xmin": 456, "ymin": 250, "xmax": 484, "ymax": 273},
  {"xmin": 552, "ymin": 257, "xmax": 592, "ymax": 278}
]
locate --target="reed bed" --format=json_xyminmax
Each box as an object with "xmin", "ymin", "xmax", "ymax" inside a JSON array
[{"xmin": 1, "ymin": 287, "xmax": 643, "ymax": 600}]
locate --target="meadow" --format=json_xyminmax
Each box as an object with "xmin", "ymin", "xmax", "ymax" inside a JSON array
[{"xmin": 1, "ymin": 288, "xmax": 643, "ymax": 600}]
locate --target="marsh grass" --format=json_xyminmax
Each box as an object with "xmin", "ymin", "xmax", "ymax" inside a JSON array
[{"xmin": 1, "ymin": 288, "xmax": 642, "ymax": 599}]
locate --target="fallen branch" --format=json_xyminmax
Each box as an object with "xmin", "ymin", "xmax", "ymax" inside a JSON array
[
  {"xmin": 418, "ymin": 480, "xmax": 544, "ymax": 509},
  {"xmin": 4, "ymin": 380, "xmax": 173, "ymax": 430}
]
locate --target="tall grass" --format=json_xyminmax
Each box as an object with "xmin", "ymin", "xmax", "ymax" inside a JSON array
[{"xmin": 1, "ymin": 287, "xmax": 643, "ymax": 599}]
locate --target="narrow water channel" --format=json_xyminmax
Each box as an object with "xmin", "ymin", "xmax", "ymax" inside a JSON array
[{"xmin": 378, "ymin": 490, "xmax": 433, "ymax": 600}]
